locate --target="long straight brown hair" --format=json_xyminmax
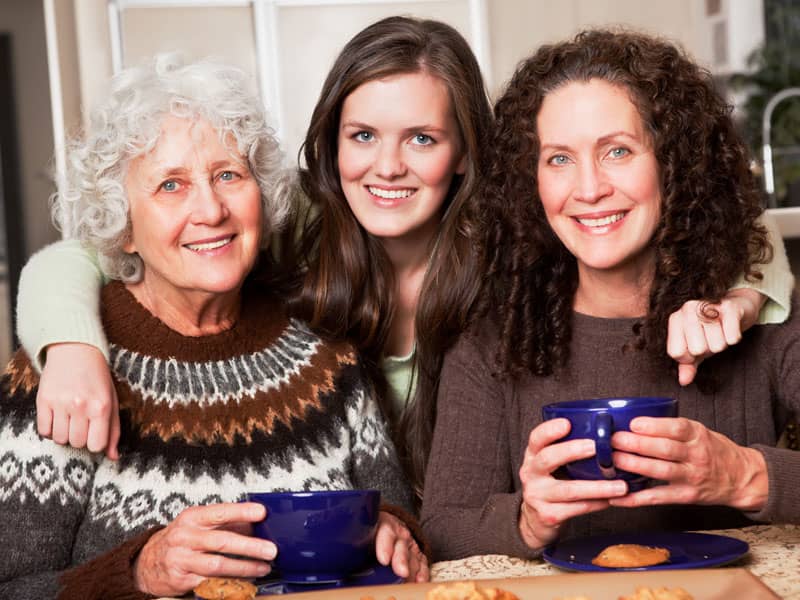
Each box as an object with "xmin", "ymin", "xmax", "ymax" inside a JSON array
[{"xmin": 289, "ymin": 16, "xmax": 493, "ymax": 498}]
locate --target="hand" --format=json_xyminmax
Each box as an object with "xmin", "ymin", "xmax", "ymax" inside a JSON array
[
  {"xmin": 667, "ymin": 288, "xmax": 764, "ymax": 386},
  {"xmin": 609, "ymin": 416, "xmax": 768, "ymax": 511},
  {"xmin": 517, "ymin": 419, "xmax": 628, "ymax": 551},
  {"xmin": 133, "ymin": 502, "xmax": 276, "ymax": 597},
  {"xmin": 37, "ymin": 343, "xmax": 121, "ymax": 459},
  {"xmin": 374, "ymin": 511, "xmax": 429, "ymax": 582}
]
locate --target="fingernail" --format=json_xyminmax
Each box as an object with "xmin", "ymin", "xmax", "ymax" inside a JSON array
[
  {"xmin": 583, "ymin": 440, "xmax": 595, "ymax": 454},
  {"xmin": 257, "ymin": 563, "xmax": 271, "ymax": 576},
  {"xmin": 264, "ymin": 544, "xmax": 277, "ymax": 560}
]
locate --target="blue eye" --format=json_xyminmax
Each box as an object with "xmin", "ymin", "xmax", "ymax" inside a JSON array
[
  {"xmin": 412, "ymin": 134, "xmax": 433, "ymax": 145},
  {"xmin": 548, "ymin": 154, "xmax": 570, "ymax": 166},
  {"xmin": 609, "ymin": 147, "xmax": 630, "ymax": 159},
  {"xmin": 219, "ymin": 170, "xmax": 235, "ymax": 181},
  {"xmin": 160, "ymin": 179, "xmax": 178, "ymax": 192},
  {"xmin": 355, "ymin": 131, "xmax": 373, "ymax": 142}
]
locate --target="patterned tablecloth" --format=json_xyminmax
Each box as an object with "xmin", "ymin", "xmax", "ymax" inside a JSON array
[{"xmin": 430, "ymin": 524, "xmax": 800, "ymax": 599}]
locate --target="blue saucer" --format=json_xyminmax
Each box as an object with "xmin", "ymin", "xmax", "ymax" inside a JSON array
[
  {"xmin": 255, "ymin": 562, "xmax": 403, "ymax": 595},
  {"xmin": 543, "ymin": 531, "xmax": 749, "ymax": 572}
]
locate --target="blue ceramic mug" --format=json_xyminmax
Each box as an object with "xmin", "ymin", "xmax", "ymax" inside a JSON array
[
  {"xmin": 541, "ymin": 397, "xmax": 678, "ymax": 491},
  {"xmin": 246, "ymin": 489, "xmax": 380, "ymax": 583}
]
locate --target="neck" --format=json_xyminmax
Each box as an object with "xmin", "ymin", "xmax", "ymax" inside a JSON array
[
  {"xmin": 125, "ymin": 278, "xmax": 241, "ymax": 336},
  {"xmin": 379, "ymin": 222, "xmax": 437, "ymax": 357},
  {"xmin": 573, "ymin": 259, "xmax": 654, "ymax": 318}
]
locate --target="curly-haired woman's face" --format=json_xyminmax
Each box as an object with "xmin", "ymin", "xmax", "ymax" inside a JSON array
[
  {"xmin": 537, "ymin": 79, "xmax": 661, "ymax": 283},
  {"xmin": 337, "ymin": 71, "xmax": 466, "ymax": 247}
]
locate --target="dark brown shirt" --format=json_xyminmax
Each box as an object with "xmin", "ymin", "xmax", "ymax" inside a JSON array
[{"xmin": 422, "ymin": 299, "xmax": 800, "ymax": 560}]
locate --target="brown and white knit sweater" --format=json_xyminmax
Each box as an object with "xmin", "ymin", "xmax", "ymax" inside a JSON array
[
  {"xmin": 422, "ymin": 296, "xmax": 800, "ymax": 561},
  {"xmin": 0, "ymin": 281, "xmax": 413, "ymax": 599}
]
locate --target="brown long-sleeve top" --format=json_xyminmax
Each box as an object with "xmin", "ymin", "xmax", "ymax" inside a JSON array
[{"xmin": 421, "ymin": 297, "xmax": 800, "ymax": 561}]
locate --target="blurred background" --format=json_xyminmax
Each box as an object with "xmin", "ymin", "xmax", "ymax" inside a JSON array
[{"xmin": 0, "ymin": 0, "xmax": 799, "ymax": 364}]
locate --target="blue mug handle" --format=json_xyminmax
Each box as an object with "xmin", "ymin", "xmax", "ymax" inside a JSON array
[{"xmin": 593, "ymin": 412, "xmax": 616, "ymax": 479}]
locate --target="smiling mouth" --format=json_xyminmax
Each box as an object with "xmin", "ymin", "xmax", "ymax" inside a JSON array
[
  {"xmin": 184, "ymin": 236, "xmax": 233, "ymax": 252},
  {"xmin": 574, "ymin": 212, "xmax": 627, "ymax": 227},
  {"xmin": 367, "ymin": 186, "xmax": 416, "ymax": 200}
]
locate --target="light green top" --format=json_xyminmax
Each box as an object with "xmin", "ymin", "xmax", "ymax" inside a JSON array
[
  {"xmin": 382, "ymin": 347, "xmax": 417, "ymax": 417},
  {"xmin": 15, "ymin": 213, "xmax": 795, "ymax": 397}
]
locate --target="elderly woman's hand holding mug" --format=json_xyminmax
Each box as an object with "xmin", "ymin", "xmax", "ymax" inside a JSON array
[{"xmin": 133, "ymin": 503, "xmax": 275, "ymax": 597}]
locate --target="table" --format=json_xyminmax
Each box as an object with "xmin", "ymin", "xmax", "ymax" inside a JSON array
[{"xmin": 430, "ymin": 524, "xmax": 800, "ymax": 599}]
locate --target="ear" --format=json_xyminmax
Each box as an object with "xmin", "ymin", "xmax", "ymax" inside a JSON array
[
  {"xmin": 455, "ymin": 151, "xmax": 468, "ymax": 175},
  {"xmin": 123, "ymin": 232, "xmax": 136, "ymax": 254}
]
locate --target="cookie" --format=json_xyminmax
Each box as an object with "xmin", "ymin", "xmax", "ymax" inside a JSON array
[
  {"xmin": 619, "ymin": 586, "xmax": 694, "ymax": 600},
  {"xmin": 193, "ymin": 577, "xmax": 257, "ymax": 600},
  {"xmin": 591, "ymin": 543, "xmax": 671, "ymax": 568},
  {"xmin": 425, "ymin": 581, "xmax": 519, "ymax": 600}
]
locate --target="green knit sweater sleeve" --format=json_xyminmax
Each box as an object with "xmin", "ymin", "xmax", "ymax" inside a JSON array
[
  {"xmin": 16, "ymin": 239, "xmax": 110, "ymax": 371},
  {"xmin": 732, "ymin": 212, "xmax": 794, "ymax": 324}
]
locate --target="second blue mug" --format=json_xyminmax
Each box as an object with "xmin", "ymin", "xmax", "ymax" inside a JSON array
[{"xmin": 542, "ymin": 396, "xmax": 678, "ymax": 491}]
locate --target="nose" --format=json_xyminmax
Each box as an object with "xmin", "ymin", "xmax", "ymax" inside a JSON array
[
  {"xmin": 574, "ymin": 160, "xmax": 613, "ymax": 203},
  {"xmin": 374, "ymin": 142, "xmax": 407, "ymax": 179},
  {"xmin": 190, "ymin": 180, "xmax": 229, "ymax": 225}
]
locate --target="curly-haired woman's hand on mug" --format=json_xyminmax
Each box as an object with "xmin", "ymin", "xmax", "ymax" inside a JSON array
[{"xmin": 517, "ymin": 418, "xmax": 628, "ymax": 551}]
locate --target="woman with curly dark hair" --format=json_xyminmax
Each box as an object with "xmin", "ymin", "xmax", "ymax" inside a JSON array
[{"xmin": 421, "ymin": 29, "xmax": 800, "ymax": 560}]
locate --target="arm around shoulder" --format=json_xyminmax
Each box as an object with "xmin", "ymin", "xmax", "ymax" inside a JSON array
[
  {"xmin": 16, "ymin": 239, "xmax": 110, "ymax": 371},
  {"xmin": 732, "ymin": 212, "xmax": 794, "ymax": 325}
]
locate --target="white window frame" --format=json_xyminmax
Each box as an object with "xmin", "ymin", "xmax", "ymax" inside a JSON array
[{"xmin": 106, "ymin": 0, "xmax": 491, "ymax": 144}]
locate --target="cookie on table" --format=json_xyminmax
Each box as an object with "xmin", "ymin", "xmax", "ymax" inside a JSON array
[
  {"xmin": 425, "ymin": 580, "xmax": 519, "ymax": 600},
  {"xmin": 591, "ymin": 543, "xmax": 670, "ymax": 568},
  {"xmin": 193, "ymin": 577, "xmax": 257, "ymax": 600}
]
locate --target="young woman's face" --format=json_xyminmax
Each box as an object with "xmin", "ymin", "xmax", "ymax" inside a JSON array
[
  {"xmin": 536, "ymin": 78, "xmax": 662, "ymax": 280},
  {"xmin": 337, "ymin": 71, "xmax": 466, "ymax": 245}
]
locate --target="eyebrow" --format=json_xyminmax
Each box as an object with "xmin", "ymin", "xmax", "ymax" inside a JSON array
[
  {"xmin": 539, "ymin": 130, "xmax": 641, "ymax": 152},
  {"xmin": 150, "ymin": 159, "xmax": 241, "ymax": 179},
  {"xmin": 340, "ymin": 120, "xmax": 449, "ymax": 135}
]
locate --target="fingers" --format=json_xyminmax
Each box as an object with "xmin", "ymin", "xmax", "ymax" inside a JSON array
[
  {"xmin": 182, "ymin": 527, "xmax": 276, "ymax": 563},
  {"xmin": 629, "ymin": 416, "xmax": 694, "ymax": 441},
  {"xmin": 196, "ymin": 552, "xmax": 272, "ymax": 579},
  {"xmin": 36, "ymin": 393, "xmax": 54, "ymax": 439},
  {"xmin": 69, "ymin": 414, "xmax": 91, "ymax": 450},
  {"xmin": 106, "ymin": 408, "xmax": 121, "ymax": 460},
  {"xmin": 609, "ymin": 484, "xmax": 698, "ymax": 508},
  {"xmin": 523, "ymin": 436, "xmax": 595, "ymax": 479},
  {"xmin": 527, "ymin": 419, "xmax": 571, "ymax": 454},
  {"xmin": 677, "ymin": 363, "xmax": 697, "ymax": 387},
  {"xmin": 181, "ymin": 503, "xmax": 267, "ymax": 529},
  {"xmin": 51, "ymin": 410, "xmax": 71, "ymax": 446},
  {"xmin": 374, "ymin": 518, "xmax": 397, "ymax": 566},
  {"xmin": 375, "ymin": 513, "xmax": 429, "ymax": 582},
  {"xmin": 719, "ymin": 301, "xmax": 744, "ymax": 346},
  {"xmin": 613, "ymin": 427, "xmax": 689, "ymax": 462}
]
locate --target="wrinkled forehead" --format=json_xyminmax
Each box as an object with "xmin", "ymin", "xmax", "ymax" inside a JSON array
[{"xmin": 129, "ymin": 113, "xmax": 247, "ymax": 165}]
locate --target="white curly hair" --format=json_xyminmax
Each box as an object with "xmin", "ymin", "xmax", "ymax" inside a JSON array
[{"xmin": 51, "ymin": 53, "xmax": 293, "ymax": 282}]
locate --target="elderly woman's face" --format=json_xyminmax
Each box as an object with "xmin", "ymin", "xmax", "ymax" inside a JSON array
[
  {"xmin": 123, "ymin": 115, "xmax": 262, "ymax": 299},
  {"xmin": 536, "ymin": 78, "xmax": 661, "ymax": 280}
]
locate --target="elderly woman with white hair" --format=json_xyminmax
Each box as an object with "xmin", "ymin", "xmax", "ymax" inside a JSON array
[{"xmin": 0, "ymin": 54, "xmax": 424, "ymax": 600}]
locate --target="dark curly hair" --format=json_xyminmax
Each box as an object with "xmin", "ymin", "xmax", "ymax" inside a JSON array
[{"xmin": 479, "ymin": 28, "xmax": 771, "ymax": 384}]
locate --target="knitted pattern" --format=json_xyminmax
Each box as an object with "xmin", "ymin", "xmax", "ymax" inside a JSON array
[{"xmin": 0, "ymin": 281, "xmax": 412, "ymax": 599}]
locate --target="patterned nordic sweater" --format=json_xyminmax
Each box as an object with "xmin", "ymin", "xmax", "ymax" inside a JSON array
[{"xmin": 0, "ymin": 281, "xmax": 413, "ymax": 600}]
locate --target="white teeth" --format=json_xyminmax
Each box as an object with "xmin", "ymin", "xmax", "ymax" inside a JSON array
[
  {"xmin": 576, "ymin": 213, "xmax": 625, "ymax": 227},
  {"xmin": 185, "ymin": 237, "xmax": 232, "ymax": 251},
  {"xmin": 368, "ymin": 186, "xmax": 414, "ymax": 199}
]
